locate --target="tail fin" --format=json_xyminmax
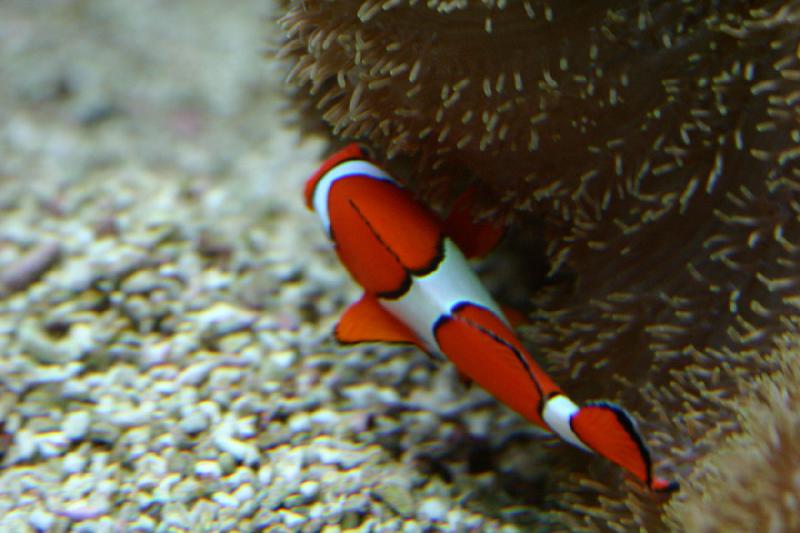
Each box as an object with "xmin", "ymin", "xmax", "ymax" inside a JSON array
[{"xmin": 571, "ymin": 402, "xmax": 678, "ymax": 493}]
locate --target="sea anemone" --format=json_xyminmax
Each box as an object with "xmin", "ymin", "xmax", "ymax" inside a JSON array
[
  {"xmin": 278, "ymin": 1, "xmax": 800, "ymax": 529},
  {"xmin": 665, "ymin": 333, "xmax": 800, "ymax": 532}
]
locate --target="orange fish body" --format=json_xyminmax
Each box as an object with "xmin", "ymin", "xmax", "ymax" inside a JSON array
[{"xmin": 305, "ymin": 144, "xmax": 677, "ymax": 493}]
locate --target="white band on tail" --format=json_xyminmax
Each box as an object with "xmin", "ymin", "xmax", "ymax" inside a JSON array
[{"xmin": 542, "ymin": 395, "xmax": 591, "ymax": 452}]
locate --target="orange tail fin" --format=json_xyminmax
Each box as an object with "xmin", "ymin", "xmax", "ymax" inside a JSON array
[{"xmin": 571, "ymin": 402, "xmax": 678, "ymax": 493}]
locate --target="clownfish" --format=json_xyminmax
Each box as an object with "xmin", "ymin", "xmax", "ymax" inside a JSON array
[{"xmin": 304, "ymin": 144, "xmax": 677, "ymax": 493}]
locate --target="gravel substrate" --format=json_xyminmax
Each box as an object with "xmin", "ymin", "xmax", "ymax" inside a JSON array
[{"xmin": 0, "ymin": 1, "xmax": 560, "ymax": 532}]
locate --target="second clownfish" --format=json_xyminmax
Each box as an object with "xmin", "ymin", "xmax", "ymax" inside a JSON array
[{"xmin": 305, "ymin": 144, "xmax": 677, "ymax": 493}]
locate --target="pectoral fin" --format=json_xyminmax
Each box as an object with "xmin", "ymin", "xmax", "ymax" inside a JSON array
[
  {"xmin": 443, "ymin": 188, "xmax": 505, "ymax": 259},
  {"xmin": 335, "ymin": 294, "xmax": 421, "ymax": 347}
]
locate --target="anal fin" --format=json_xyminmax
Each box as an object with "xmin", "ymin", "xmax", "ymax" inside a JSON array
[{"xmin": 335, "ymin": 294, "xmax": 421, "ymax": 347}]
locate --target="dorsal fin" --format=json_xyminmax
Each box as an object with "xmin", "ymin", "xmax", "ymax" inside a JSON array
[
  {"xmin": 501, "ymin": 305, "xmax": 528, "ymax": 328},
  {"xmin": 570, "ymin": 402, "xmax": 678, "ymax": 493},
  {"xmin": 443, "ymin": 187, "xmax": 505, "ymax": 259},
  {"xmin": 335, "ymin": 294, "xmax": 421, "ymax": 347}
]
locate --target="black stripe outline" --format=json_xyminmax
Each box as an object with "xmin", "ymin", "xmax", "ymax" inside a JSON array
[{"xmin": 410, "ymin": 236, "xmax": 445, "ymax": 278}]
